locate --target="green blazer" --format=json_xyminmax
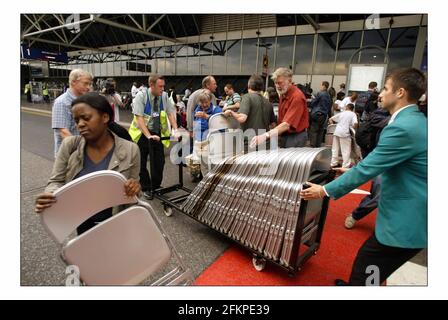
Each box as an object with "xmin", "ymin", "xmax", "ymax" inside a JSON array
[{"xmin": 325, "ymin": 105, "xmax": 427, "ymax": 248}]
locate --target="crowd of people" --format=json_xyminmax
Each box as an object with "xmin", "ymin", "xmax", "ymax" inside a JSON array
[{"xmin": 33, "ymin": 65, "xmax": 427, "ymax": 286}]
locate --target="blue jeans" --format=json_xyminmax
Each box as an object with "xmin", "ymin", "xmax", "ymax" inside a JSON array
[{"xmin": 352, "ymin": 175, "xmax": 381, "ymax": 221}]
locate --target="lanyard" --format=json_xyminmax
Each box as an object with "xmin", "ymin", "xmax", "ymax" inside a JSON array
[{"xmin": 144, "ymin": 89, "xmax": 164, "ymax": 116}]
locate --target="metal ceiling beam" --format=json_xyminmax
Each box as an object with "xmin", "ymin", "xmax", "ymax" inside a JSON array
[
  {"xmin": 147, "ymin": 14, "xmax": 166, "ymax": 32},
  {"xmin": 24, "ymin": 14, "xmax": 41, "ymax": 32},
  {"xmin": 69, "ymin": 20, "xmax": 94, "ymax": 45},
  {"xmin": 27, "ymin": 14, "xmax": 47, "ymax": 47},
  {"xmin": 22, "ymin": 14, "xmax": 46, "ymax": 34},
  {"xmin": 52, "ymin": 14, "xmax": 64, "ymax": 25},
  {"xmin": 25, "ymin": 36, "xmax": 98, "ymax": 51},
  {"xmin": 58, "ymin": 14, "xmax": 70, "ymax": 43},
  {"xmin": 166, "ymin": 15, "xmax": 177, "ymax": 38},
  {"xmin": 23, "ymin": 14, "xmax": 44, "ymax": 34},
  {"xmin": 187, "ymin": 42, "xmax": 220, "ymax": 56},
  {"xmin": 177, "ymin": 14, "xmax": 188, "ymax": 37},
  {"xmin": 71, "ymin": 14, "xmax": 103, "ymax": 47},
  {"xmin": 22, "ymin": 15, "xmax": 95, "ymax": 38},
  {"xmin": 93, "ymin": 15, "xmax": 180, "ymax": 43},
  {"xmin": 192, "ymin": 15, "xmax": 200, "ymax": 34},
  {"xmin": 128, "ymin": 15, "xmax": 142, "ymax": 30},
  {"xmin": 302, "ymin": 14, "xmax": 320, "ymax": 31},
  {"xmin": 41, "ymin": 19, "xmax": 67, "ymax": 44}
]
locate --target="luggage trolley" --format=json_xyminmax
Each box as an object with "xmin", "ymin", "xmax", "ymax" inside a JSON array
[
  {"xmin": 156, "ymin": 143, "xmax": 335, "ymax": 277},
  {"xmin": 182, "ymin": 148, "xmax": 334, "ymax": 276}
]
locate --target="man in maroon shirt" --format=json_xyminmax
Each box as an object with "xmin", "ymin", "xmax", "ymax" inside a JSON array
[{"xmin": 251, "ymin": 67, "xmax": 309, "ymax": 148}]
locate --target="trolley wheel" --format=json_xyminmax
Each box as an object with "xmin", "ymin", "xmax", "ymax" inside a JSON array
[
  {"xmin": 252, "ymin": 257, "xmax": 266, "ymax": 271},
  {"xmin": 163, "ymin": 205, "xmax": 173, "ymax": 217}
]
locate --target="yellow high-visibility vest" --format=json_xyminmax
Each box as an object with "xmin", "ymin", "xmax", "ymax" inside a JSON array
[{"xmin": 128, "ymin": 90, "xmax": 171, "ymax": 148}]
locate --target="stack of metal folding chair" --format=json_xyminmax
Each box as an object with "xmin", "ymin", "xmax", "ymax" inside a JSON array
[{"xmin": 181, "ymin": 147, "xmax": 331, "ymax": 270}]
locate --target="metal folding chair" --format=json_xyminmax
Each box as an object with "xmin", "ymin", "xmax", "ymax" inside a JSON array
[{"xmin": 41, "ymin": 170, "xmax": 193, "ymax": 285}]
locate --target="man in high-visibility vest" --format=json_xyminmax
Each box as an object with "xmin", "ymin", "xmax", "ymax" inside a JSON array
[
  {"xmin": 129, "ymin": 73, "xmax": 180, "ymax": 200},
  {"xmin": 24, "ymin": 83, "xmax": 31, "ymax": 102},
  {"xmin": 42, "ymin": 83, "xmax": 50, "ymax": 103}
]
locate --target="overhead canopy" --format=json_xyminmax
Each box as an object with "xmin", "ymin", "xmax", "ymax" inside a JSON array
[{"xmin": 21, "ymin": 14, "xmax": 407, "ymax": 53}]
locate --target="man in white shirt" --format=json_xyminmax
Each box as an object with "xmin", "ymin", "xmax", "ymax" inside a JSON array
[{"xmin": 329, "ymin": 103, "xmax": 358, "ymax": 168}]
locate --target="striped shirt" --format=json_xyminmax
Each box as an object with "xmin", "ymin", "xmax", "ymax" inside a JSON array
[
  {"xmin": 224, "ymin": 92, "xmax": 241, "ymax": 106},
  {"xmin": 51, "ymin": 89, "xmax": 78, "ymax": 156}
]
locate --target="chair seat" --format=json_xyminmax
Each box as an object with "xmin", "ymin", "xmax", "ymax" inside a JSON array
[{"xmin": 63, "ymin": 206, "xmax": 171, "ymax": 285}]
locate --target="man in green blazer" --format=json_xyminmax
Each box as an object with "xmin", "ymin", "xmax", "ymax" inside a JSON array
[{"xmin": 301, "ymin": 68, "xmax": 427, "ymax": 285}]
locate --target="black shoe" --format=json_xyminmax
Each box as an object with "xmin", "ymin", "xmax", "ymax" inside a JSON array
[
  {"xmin": 143, "ymin": 191, "xmax": 154, "ymax": 200},
  {"xmin": 334, "ymin": 279, "xmax": 349, "ymax": 286}
]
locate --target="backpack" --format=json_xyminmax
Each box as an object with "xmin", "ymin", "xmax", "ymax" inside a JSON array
[
  {"xmin": 364, "ymin": 92, "xmax": 379, "ymax": 114},
  {"xmin": 355, "ymin": 110, "xmax": 390, "ymax": 156},
  {"xmin": 354, "ymin": 117, "xmax": 375, "ymax": 153}
]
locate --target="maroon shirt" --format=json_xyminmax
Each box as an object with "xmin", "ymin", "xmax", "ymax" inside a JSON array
[{"xmin": 278, "ymin": 85, "xmax": 309, "ymax": 134}]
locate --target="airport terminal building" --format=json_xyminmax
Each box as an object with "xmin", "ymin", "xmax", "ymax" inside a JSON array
[{"xmin": 21, "ymin": 14, "xmax": 427, "ymax": 94}]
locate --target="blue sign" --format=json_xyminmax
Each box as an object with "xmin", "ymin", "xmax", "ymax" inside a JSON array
[{"xmin": 21, "ymin": 44, "xmax": 68, "ymax": 63}]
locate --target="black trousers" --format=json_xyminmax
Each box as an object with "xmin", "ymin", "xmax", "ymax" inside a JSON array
[
  {"xmin": 348, "ymin": 233, "xmax": 422, "ymax": 285},
  {"xmin": 309, "ymin": 112, "xmax": 327, "ymax": 147},
  {"xmin": 279, "ymin": 131, "xmax": 308, "ymax": 148},
  {"xmin": 137, "ymin": 135, "xmax": 165, "ymax": 192},
  {"xmin": 352, "ymin": 175, "xmax": 381, "ymax": 220}
]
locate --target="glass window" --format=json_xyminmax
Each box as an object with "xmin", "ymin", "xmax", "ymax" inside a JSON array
[
  {"xmin": 176, "ymin": 45, "xmax": 189, "ymax": 75},
  {"xmin": 421, "ymin": 40, "xmax": 427, "ymax": 73},
  {"xmin": 363, "ymin": 29, "xmax": 389, "ymax": 47},
  {"xmin": 114, "ymin": 60, "xmax": 122, "ymax": 77},
  {"xmin": 257, "ymin": 37, "xmax": 275, "ymax": 75},
  {"xmin": 199, "ymin": 42, "xmax": 212, "ymax": 75},
  {"xmin": 213, "ymin": 40, "xmax": 227, "ymax": 75},
  {"xmin": 187, "ymin": 46, "xmax": 199, "ymax": 75},
  {"xmin": 241, "ymin": 38, "xmax": 258, "ymax": 75},
  {"xmin": 107, "ymin": 62, "xmax": 114, "ymax": 76},
  {"xmin": 164, "ymin": 46, "xmax": 175, "ymax": 75},
  {"xmin": 275, "ymin": 36, "xmax": 294, "ymax": 69},
  {"xmin": 166, "ymin": 58, "xmax": 175, "ymax": 75},
  {"xmin": 146, "ymin": 59, "xmax": 155, "ymax": 74},
  {"xmin": 226, "ymin": 39, "xmax": 242, "ymax": 75},
  {"xmin": 314, "ymin": 33, "xmax": 337, "ymax": 74},
  {"xmin": 387, "ymin": 27, "xmax": 418, "ymax": 71},
  {"xmin": 294, "ymin": 34, "xmax": 314, "ymax": 74},
  {"xmin": 94, "ymin": 63, "xmax": 101, "ymax": 77},
  {"xmin": 358, "ymin": 47, "xmax": 387, "ymax": 65},
  {"xmin": 154, "ymin": 46, "xmax": 165, "ymax": 74},
  {"xmin": 334, "ymin": 31, "xmax": 362, "ymax": 75},
  {"xmin": 355, "ymin": 28, "xmax": 389, "ymax": 65}
]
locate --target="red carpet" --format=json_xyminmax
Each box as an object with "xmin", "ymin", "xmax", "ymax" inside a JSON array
[{"xmin": 194, "ymin": 182, "xmax": 376, "ymax": 285}]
